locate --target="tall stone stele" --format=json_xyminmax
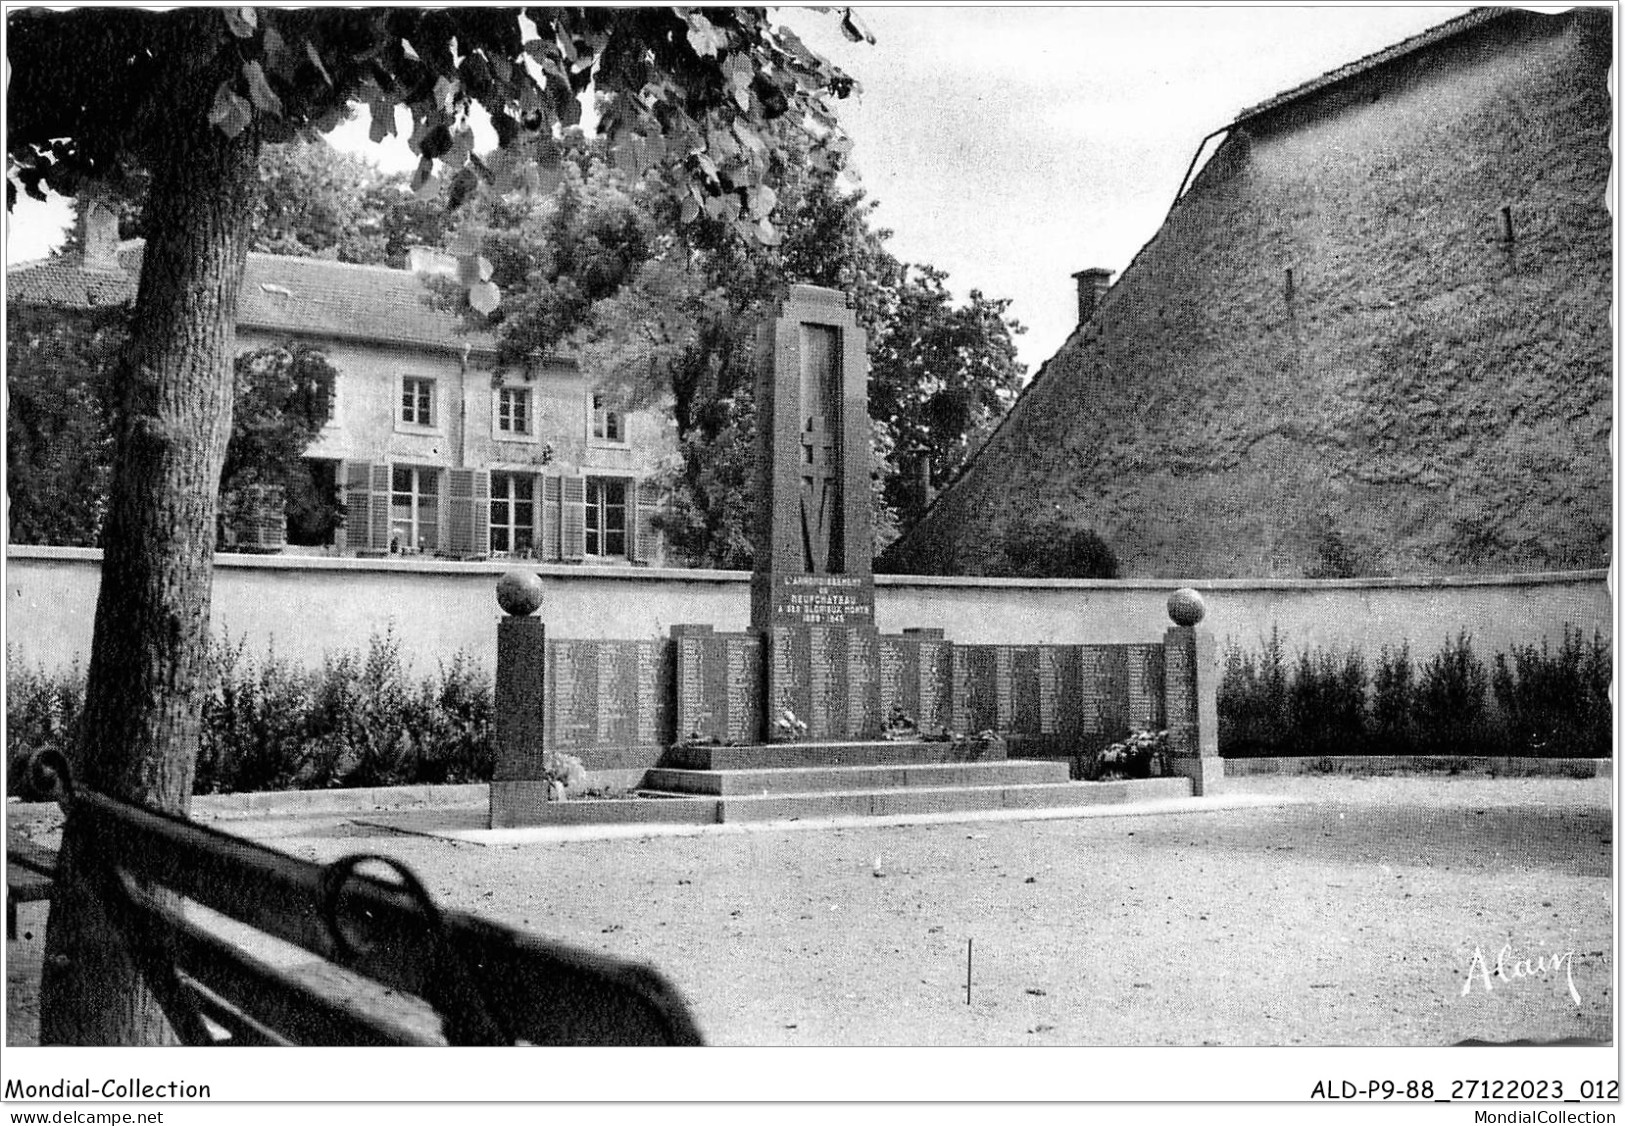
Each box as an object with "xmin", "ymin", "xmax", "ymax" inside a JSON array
[{"xmin": 750, "ymin": 285, "xmax": 881, "ymax": 741}]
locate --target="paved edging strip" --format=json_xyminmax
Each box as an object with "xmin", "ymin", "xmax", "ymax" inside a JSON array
[
  {"xmin": 6, "ymin": 784, "xmax": 492, "ymax": 823},
  {"xmin": 1222, "ymin": 756, "xmax": 1612, "ymax": 778},
  {"xmin": 446, "ymin": 792, "xmax": 1303, "ymax": 845}
]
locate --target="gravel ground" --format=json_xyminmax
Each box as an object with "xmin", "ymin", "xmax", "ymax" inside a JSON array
[{"xmin": 5, "ymin": 774, "xmax": 1613, "ymax": 1046}]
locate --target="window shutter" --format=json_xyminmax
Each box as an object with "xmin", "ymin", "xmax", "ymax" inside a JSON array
[
  {"xmin": 632, "ymin": 478, "xmax": 661, "ymax": 565},
  {"xmin": 343, "ymin": 461, "xmax": 392, "ymax": 552},
  {"xmin": 472, "ymin": 470, "xmax": 490, "ymax": 557},
  {"xmin": 446, "ymin": 469, "xmax": 491, "ymax": 558},
  {"xmin": 343, "ymin": 461, "xmax": 372, "ymax": 552},
  {"xmin": 561, "ymin": 475, "xmax": 587, "ymax": 561},
  {"xmin": 541, "ymin": 475, "xmax": 561, "ymax": 561},
  {"xmin": 370, "ymin": 464, "xmax": 392, "ymax": 551}
]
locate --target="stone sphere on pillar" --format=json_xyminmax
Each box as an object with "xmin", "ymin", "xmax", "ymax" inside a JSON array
[
  {"xmin": 1167, "ymin": 587, "xmax": 1206, "ymax": 627},
  {"xmin": 497, "ymin": 570, "xmax": 545, "ymax": 617}
]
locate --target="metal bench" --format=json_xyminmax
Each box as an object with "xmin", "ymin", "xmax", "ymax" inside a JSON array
[
  {"xmin": 20, "ymin": 751, "xmax": 703, "ymax": 1045},
  {"xmin": 6, "ymin": 839, "xmax": 57, "ymax": 941}
]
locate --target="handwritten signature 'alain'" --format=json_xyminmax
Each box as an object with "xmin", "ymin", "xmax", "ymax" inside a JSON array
[{"xmin": 1462, "ymin": 942, "xmax": 1581, "ymax": 1005}]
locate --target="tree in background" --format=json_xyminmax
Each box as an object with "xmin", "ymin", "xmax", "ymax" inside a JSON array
[
  {"xmin": 7, "ymin": 315, "xmax": 342, "ymax": 550},
  {"xmin": 250, "ymin": 139, "xmax": 393, "ymax": 262},
  {"xmin": 453, "ymin": 125, "xmax": 1024, "ymax": 567},
  {"xmin": 57, "ymin": 138, "xmax": 450, "ymax": 268},
  {"xmin": 8, "ymin": 4, "xmax": 860, "ymax": 1045},
  {"xmin": 5, "ymin": 303, "xmax": 123, "ymax": 547},
  {"xmin": 993, "ymin": 511, "xmax": 1121, "ymax": 579},
  {"xmin": 219, "ymin": 342, "xmax": 343, "ymax": 545},
  {"xmin": 869, "ymin": 265, "xmax": 1025, "ymax": 530}
]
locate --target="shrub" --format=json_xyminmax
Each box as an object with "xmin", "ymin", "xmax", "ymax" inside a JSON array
[
  {"xmin": 1288, "ymin": 646, "xmax": 1368, "ymax": 757},
  {"xmin": 1217, "ymin": 627, "xmax": 1290, "ymax": 756},
  {"xmin": 1414, "ymin": 631, "xmax": 1491, "ymax": 756},
  {"xmin": 1371, "ymin": 642, "xmax": 1416, "ymax": 752},
  {"xmin": 1216, "ymin": 627, "xmax": 1612, "ymax": 761},
  {"xmin": 13, "ymin": 631, "xmax": 497, "ymax": 797},
  {"xmin": 993, "ymin": 515, "xmax": 1120, "ymax": 579},
  {"xmin": 5, "ymin": 651, "xmax": 85, "ymax": 799},
  {"xmin": 1492, "ymin": 626, "xmax": 1612, "ymax": 758}
]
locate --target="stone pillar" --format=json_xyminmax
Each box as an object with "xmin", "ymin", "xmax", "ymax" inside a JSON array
[
  {"xmin": 491, "ymin": 572, "xmax": 547, "ymax": 827},
  {"xmin": 748, "ymin": 284, "xmax": 880, "ymax": 741},
  {"xmin": 751, "ymin": 284, "xmax": 874, "ymax": 601},
  {"xmin": 1162, "ymin": 588, "xmax": 1224, "ymax": 796}
]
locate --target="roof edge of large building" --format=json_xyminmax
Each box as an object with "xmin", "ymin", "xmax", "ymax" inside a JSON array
[{"xmin": 1233, "ymin": 7, "xmax": 1513, "ymax": 125}]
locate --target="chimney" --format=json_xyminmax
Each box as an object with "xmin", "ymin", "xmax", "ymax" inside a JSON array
[
  {"xmin": 1072, "ymin": 267, "xmax": 1113, "ymax": 326},
  {"xmin": 75, "ymin": 195, "xmax": 123, "ymax": 273}
]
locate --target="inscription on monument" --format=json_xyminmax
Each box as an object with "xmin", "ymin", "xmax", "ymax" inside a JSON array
[
  {"xmin": 763, "ymin": 625, "xmax": 881, "ymax": 740},
  {"xmin": 1073, "ymin": 647, "xmax": 1107, "ymax": 733},
  {"xmin": 763, "ymin": 573, "xmax": 875, "ymax": 626},
  {"xmin": 545, "ymin": 638, "xmax": 668, "ymax": 753},
  {"xmin": 1125, "ymin": 643, "xmax": 1167, "ymax": 731},
  {"xmin": 1010, "ymin": 646, "xmax": 1042, "ymax": 735},
  {"xmin": 846, "ymin": 627, "xmax": 879, "ymax": 736},
  {"xmin": 808, "ymin": 627, "xmax": 843, "ymax": 735},
  {"xmin": 674, "ymin": 627, "xmax": 763, "ymax": 745},
  {"xmin": 547, "ymin": 640, "xmax": 598, "ymax": 749},
  {"xmin": 635, "ymin": 643, "xmax": 662, "ymax": 746},
  {"xmin": 879, "ymin": 636, "xmax": 917, "ymax": 722},
  {"xmin": 1037, "ymin": 647, "xmax": 1059, "ymax": 734},
  {"xmin": 918, "ymin": 639, "xmax": 953, "ymax": 733},
  {"xmin": 877, "ymin": 634, "xmax": 956, "ymax": 734},
  {"xmin": 955, "ymin": 646, "xmax": 1000, "ymax": 733}
]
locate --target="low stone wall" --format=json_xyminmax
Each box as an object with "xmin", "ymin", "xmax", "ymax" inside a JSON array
[
  {"xmin": 6, "ymin": 546, "xmax": 1607, "ymax": 678},
  {"xmin": 1222, "ymin": 756, "xmax": 1612, "ymax": 779}
]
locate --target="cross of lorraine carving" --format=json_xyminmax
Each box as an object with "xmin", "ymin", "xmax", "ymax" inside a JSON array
[{"xmin": 800, "ymin": 414, "xmax": 837, "ymax": 572}]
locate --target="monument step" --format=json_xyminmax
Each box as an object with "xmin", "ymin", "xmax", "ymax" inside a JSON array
[
  {"xmin": 665, "ymin": 740, "xmax": 1010, "ymax": 771},
  {"xmin": 643, "ymin": 759, "xmax": 1069, "ymax": 796},
  {"xmin": 701, "ymin": 777, "xmax": 1192, "ymax": 824}
]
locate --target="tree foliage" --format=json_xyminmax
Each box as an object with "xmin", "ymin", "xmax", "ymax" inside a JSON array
[
  {"xmin": 220, "ymin": 342, "xmax": 343, "ymax": 546},
  {"xmin": 6, "ymin": 316, "xmax": 342, "ymax": 549},
  {"xmin": 450, "ymin": 130, "xmax": 1023, "ymax": 566},
  {"xmin": 869, "ymin": 266, "xmax": 1026, "ymax": 529},
  {"xmin": 5, "ymin": 302, "xmax": 123, "ymax": 547},
  {"xmin": 11, "ymin": 7, "xmax": 860, "ymax": 269},
  {"xmin": 9, "ymin": 5, "xmax": 864, "ymax": 1045},
  {"xmin": 992, "ymin": 512, "xmax": 1121, "ymax": 579},
  {"xmin": 61, "ymin": 137, "xmax": 482, "ymax": 270}
]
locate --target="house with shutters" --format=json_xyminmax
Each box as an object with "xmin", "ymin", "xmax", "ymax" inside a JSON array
[
  {"xmin": 884, "ymin": 6, "xmax": 1611, "ymax": 579},
  {"xmin": 7, "ymin": 201, "xmax": 672, "ymax": 565}
]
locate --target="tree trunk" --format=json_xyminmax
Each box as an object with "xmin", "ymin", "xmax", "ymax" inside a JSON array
[{"xmin": 39, "ymin": 27, "xmax": 260, "ymax": 1044}]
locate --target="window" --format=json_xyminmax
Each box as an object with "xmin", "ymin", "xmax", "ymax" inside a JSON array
[
  {"xmin": 591, "ymin": 392, "xmax": 626, "ymax": 445},
  {"xmin": 390, "ymin": 465, "xmax": 439, "ymax": 552},
  {"xmin": 489, "ymin": 473, "xmax": 535, "ymax": 556},
  {"xmin": 400, "ymin": 376, "xmax": 436, "ymax": 427},
  {"xmin": 585, "ymin": 477, "xmax": 627, "ymax": 558},
  {"xmin": 497, "ymin": 387, "xmax": 531, "ymax": 436}
]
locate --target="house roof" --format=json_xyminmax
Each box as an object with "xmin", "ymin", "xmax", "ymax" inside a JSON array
[
  {"xmin": 1234, "ymin": 7, "xmax": 1509, "ymax": 124},
  {"xmin": 4, "ymin": 257, "xmax": 134, "ymax": 309},
  {"xmin": 8, "ymin": 244, "xmax": 501, "ymax": 358}
]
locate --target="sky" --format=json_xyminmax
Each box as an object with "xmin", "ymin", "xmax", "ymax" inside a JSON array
[{"xmin": 4, "ymin": 5, "xmax": 1478, "ymax": 371}]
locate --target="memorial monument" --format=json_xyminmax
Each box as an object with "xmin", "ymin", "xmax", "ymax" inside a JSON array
[{"xmin": 489, "ymin": 284, "xmax": 1224, "ymax": 828}]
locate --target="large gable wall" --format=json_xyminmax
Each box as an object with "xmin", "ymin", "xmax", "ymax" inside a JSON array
[{"xmin": 886, "ymin": 9, "xmax": 1611, "ymax": 579}]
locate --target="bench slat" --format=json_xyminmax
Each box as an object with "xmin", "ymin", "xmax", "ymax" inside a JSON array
[
  {"xmin": 70, "ymin": 790, "xmax": 702, "ymax": 1045},
  {"xmin": 152, "ymin": 903, "xmax": 439, "ymax": 1047},
  {"xmin": 8, "ymin": 842, "xmax": 58, "ymax": 879}
]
